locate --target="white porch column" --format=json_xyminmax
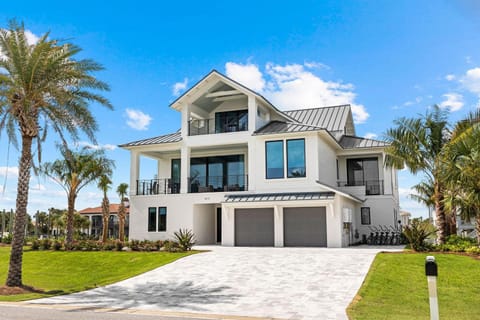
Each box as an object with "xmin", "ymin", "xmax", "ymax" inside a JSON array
[
  {"xmin": 221, "ymin": 205, "xmax": 234, "ymax": 246},
  {"xmin": 326, "ymin": 202, "xmax": 342, "ymax": 248},
  {"xmin": 274, "ymin": 205, "xmax": 284, "ymax": 247},
  {"xmin": 180, "ymin": 146, "xmax": 191, "ymax": 194},
  {"xmin": 130, "ymin": 150, "xmax": 140, "ymax": 196},
  {"xmin": 247, "ymin": 95, "xmax": 257, "ymax": 134},
  {"xmin": 181, "ymin": 105, "xmax": 191, "ymax": 139}
]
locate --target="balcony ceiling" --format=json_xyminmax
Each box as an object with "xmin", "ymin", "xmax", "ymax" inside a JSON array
[{"xmin": 193, "ymin": 82, "xmax": 247, "ymax": 114}]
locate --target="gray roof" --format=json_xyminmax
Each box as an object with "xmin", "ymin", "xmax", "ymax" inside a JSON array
[
  {"xmin": 339, "ymin": 135, "xmax": 388, "ymax": 149},
  {"xmin": 224, "ymin": 192, "xmax": 335, "ymax": 203},
  {"xmin": 284, "ymin": 105, "xmax": 350, "ymax": 132},
  {"xmin": 253, "ymin": 121, "xmax": 322, "ymax": 135},
  {"xmin": 119, "ymin": 131, "xmax": 182, "ymax": 147}
]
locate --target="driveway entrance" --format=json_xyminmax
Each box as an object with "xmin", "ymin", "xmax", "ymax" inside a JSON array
[{"xmin": 31, "ymin": 246, "xmax": 402, "ymax": 320}]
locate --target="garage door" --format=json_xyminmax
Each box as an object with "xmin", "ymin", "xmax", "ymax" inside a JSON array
[
  {"xmin": 284, "ymin": 207, "xmax": 327, "ymax": 247},
  {"xmin": 235, "ymin": 208, "xmax": 274, "ymax": 246}
]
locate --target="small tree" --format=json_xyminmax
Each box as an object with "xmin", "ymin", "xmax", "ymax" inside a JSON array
[
  {"xmin": 98, "ymin": 175, "xmax": 112, "ymax": 243},
  {"xmin": 116, "ymin": 183, "xmax": 128, "ymax": 243},
  {"xmin": 402, "ymin": 219, "xmax": 437, "ymax": 251}
]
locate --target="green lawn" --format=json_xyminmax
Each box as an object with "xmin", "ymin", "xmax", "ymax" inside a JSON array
[
  {"xmin": 347, "ymin": 252, "xmax": 480, "ymax": 320},
  {"xmin": 0, "ymin": 246, "xmax": 197, "ymax": 301}
]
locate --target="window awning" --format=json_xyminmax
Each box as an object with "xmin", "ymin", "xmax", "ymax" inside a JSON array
[{"xmin": 223, "ymin": 192, "xmax": 335, "ymax": 203}]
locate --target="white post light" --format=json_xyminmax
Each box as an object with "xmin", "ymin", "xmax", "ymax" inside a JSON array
[{"xmin": 425, "ymin": 256, "xmax": 439, "ymax": 320}]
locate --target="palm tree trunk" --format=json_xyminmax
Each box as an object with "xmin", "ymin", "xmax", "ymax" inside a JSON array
[
  {"xmin": 101, "ymin": 198, "xmax": 109, "ymax": 243},
  {"xmin": 434, "ymin": 181, "xmax": 447, "ymax": 244},
  {"xmin": 118, "ymin": 204, "xmax": 125, "ymax": 242},
  {"xmin": 6, "ymin": 136, "xmax": 33, "ymax": 287},
  {"xmin": 65, "ymin": 193, "xmax": 76, "ymax": 249}
]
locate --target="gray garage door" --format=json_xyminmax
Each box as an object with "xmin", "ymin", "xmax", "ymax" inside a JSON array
[
  {"xmin": 284, "ymin": 207, "xmax": 327, "ymax": 247},
  {"xmin": 235, "ymin": 208, "xmax": 274, "ymax": 246}
]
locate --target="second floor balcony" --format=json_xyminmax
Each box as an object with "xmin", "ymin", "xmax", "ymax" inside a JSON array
[
  {"xmin": 337, "ymin": 180, "xmax": 384, "ymax": 196},
  {"xmin": 136, "ymin": 178, "xmax": 180, "ymax": 195},
  {"xmin": 188, "ymin": 110, "xmax": 248, "ymax": 136},
  {"xmin": 189, "ymin": 174, "xmax": 248, "ymax": 193}
]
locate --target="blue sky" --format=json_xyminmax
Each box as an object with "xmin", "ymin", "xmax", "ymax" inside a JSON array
[{"xmin": 1, "ymin": 0, "xmax": 480, "ymax": 217}]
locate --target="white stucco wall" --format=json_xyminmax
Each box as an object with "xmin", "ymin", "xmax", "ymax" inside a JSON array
[
  {"xmin": 193, "ymin": 204, "xmax": 215, "ymax": 245},
  {"xmin": 354, "ymin": 196, "xmax": 399, "ymax": 241}
]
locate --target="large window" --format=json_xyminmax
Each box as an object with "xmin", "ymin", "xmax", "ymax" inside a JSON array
[
  {"xmin": 148, "ymin": 207, "xmax": 156, "ymax": 232},
  {"xmin": 190, "ymin": 155, "xmax": 245, "ymax": 192},
  {"xmin": 287, "ymin": 139, "xmax": 306, "ymax": 178},
  {"xmin": 148, "ymin": 207, "xmax": 167, "ymax": 232},
  {"xmin": 266, "ymin": 139, "xmax": 306, "ymax": 179},
  {"xmin": 158, "ymin": 207, "xmax": 167, "ymax": 231},
  {"xmin": 347, "ymin": 158, "xmax": 381, "ymax": 195},
  {"xmin": 215, "ymin": 110, "xmax": 248, "ymax": 133},
  {"xmin": 266, "ymin": 140, "xmax": 284, "ymax": 179}
]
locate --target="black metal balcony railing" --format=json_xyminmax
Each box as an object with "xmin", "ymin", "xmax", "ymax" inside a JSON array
[
  {"xmin": 136, "ymin": 179, "xmax": 180, "ymax": 195},
  {"xmin": 188, "ymin": 119, "xmax": 248, "ymax": 136},
  {"xmin": 337, "ymin": 180, "xmax": 384, "ymax": 195},
  {"xmin": 188, "ymin": 174, "xmax": 248, "ymax": 193}
]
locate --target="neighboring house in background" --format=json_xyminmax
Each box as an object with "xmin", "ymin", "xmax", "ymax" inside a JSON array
[
  {"xmin": 400, "ymin": 210, "xmax": 411, "ymax": 227},
  {"xmin": 78, "ymin": 204, "xmax": 129, "ymax": 239},
  {"xmin": 456, "ymin": 214, "xmax": 477, "ymax": 238},
  {"xmin": 120, "ymin": 70, "xmax": 399, "ymax": 247}
]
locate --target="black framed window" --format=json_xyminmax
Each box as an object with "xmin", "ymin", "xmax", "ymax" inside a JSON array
[
  {"xmin": 266, "ymin": 140, "xmax": 284, "ymax": 179},
  {"xmin": 215, "ymin": 110, "xmax": 248, "ymax": 133},
  {"xmin": 158, "ymin": 207, "xmax": 167, "ymax": 231},
  {"xmin": 361, "ymin": 207, "xmax": 371, "ymax": 225},
  {"xmin": 148, "ymin": 207, "xmax": 157, "ymax": 232},
  {"xmin": 287, "ymin": 139, "xmax": 306, "ymax": 178}
]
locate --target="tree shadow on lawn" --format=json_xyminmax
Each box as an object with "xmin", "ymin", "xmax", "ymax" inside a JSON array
[{"xmin": 33, "ymin": 280, "xmax": 241, "ymax": 312}]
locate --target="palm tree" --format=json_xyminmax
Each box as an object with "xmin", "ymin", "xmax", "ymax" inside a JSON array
[
  {"xmin": 42, "ymin": 146, "xmax": 114, "ymax": 248},
  {"xmin": 98, "ymin": 175, "xmax": 112, "ymax": 243},
  {"xmin": 0, "ymin": 21, "xmax": 112, "ymax": 287},
  {"xmin": 384, "ymin": 106, "xmax": 450, "ymax": 244},
  {"xmin": 116, "ymin": 183, "xmax": 128, "ymax": 242},
  {"xmin": 442, "ymin": 111, "xmax": 480, "ymax": 244}
]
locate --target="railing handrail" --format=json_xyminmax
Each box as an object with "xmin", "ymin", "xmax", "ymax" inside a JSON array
[
  {"xmin": 336, "ymin": 179, "xmax": 384, "ymax": 195},
  {"xmin": 136, "ymin": 178, "xmax": 180, "ymax": 195},
  {"xmin": 188, "ymin": 174, "xmax": 248, "ymax": 193},
  {"xmin": 188, "ymin": 118, "xmax": 248, "ymax": 136}
]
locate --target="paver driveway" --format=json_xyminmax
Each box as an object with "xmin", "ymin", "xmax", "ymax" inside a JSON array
[{"xmin": 31, "ymin": 246, "xmax": 402, "ymax": 320}]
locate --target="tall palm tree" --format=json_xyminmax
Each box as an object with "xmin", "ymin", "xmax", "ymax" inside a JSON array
[
  {"xmin": 442, "ymin": 111, "xmax": 480, "ymax": 244},
  {"xmin": 0, "ymin": 21, "xmax": 112, "ymax": 287},
  {"xmin": 116, "ymin": 183, "xmax": 128, "ymax": 242},
  {"xmin": 384, "ymin": 106, "xmax": 450, "ymax": 244},
  {"xmin": 42, "ymin": 146, "xmax": 114, "ymax": 247},
  {"xmin": 98, "ymin": 175, "xmax": 112, "ymax": 243}
]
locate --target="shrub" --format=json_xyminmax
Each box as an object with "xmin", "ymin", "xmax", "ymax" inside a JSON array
[
  {"xmin": 52, "ymin": 241, "xmax": 62, "ymax": 251},
  {"xmin": 173, "ymin": 229, "xmax": 196, "ymax": 251},
  {"xmin": 115, "ymin": 240, "xmax": 123, "ymax": 251},
  {"xmin": 2, "ymin": 234, "xmax": 12, "ymax": 244},
  {"xmin": 41, "ymin": 239, "xmax": 52, "ymax": 250},
  {"xmin": 434, "ymin": 235, "xmax": 478, "ymax": 252},
  {"xmin": 402, "ymin": 219, "xmax": 436, "ymax": 252},
  {"xmin": 31, "ymin": 240, "xmax": 40, "ymax": 250},
  {"xmin": 163, "ymin": 240, "xmax": 181, "ymax": 252},
  {"xmin": 465, "ymin": 246, "xmax": 480, "ymax": 255}
]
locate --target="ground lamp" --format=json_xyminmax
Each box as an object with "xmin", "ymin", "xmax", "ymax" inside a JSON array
[{"xmin": 425, "ymin": 256, "xmax": 439, "ymax": 320}]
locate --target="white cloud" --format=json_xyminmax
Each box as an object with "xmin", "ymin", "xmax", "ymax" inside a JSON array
[
  {"xmin": 0, "ymin": 166, "xmax": 19, "ymax": 177},
  {"xmin": 403, "ymin": 96, "xmax": 422, "ymax": 107},
  {"xmin": 125, "ymin": 108, "xmax": 152, "ymax": 131},
  {"xmin": 439, "ymin": 93, "xmax": 464, "ymax": 112},
  {"xmin": 364, "ymin": 133, "xmax": 378, "ymax": 139},
  {"xmin": 225, "ymin": 61, "xmax": 369, "ymax": 123},
  {"xmin": 75, "ymin": 141, "xmax": 117, "ymax": 151},
  {"xmin": 461, "ymin": 67, "xmax": 480, "ymax": 95},
  {"xmin": 225, "ymin": 62, "xmax": 266, "ymax": 92},
  {"xmin": 172, "ymin": 78, "xmax": 188, "ymax": 96},
  {"xmin": 445, "ymin": 74, "xmax": 455, "ymax": 81}
]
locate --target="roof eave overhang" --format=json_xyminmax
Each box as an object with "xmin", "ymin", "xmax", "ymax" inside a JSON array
[{"xmin": 316, "ymin": 180, "xmax": 365, "ymax": 203}]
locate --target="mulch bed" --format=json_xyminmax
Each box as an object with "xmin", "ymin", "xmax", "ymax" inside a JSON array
[{"xmin": 0, "ymin": 285, "xmax": 44, "ymax": 295}]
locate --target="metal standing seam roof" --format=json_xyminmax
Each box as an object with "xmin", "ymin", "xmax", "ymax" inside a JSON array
[
  {"xmin": 284, "ymin": 105, "xmax": 350, "ymax": 132},
  {"xmin": 339, "ymin": 135, "xmax": 389, "ymax": 149},
  {"xmin": 119, "ymin": 131, "xmax": 182, "ymax": 147},
  {"xmin": 253, "ymin": 121, "xmax": 323, "ymax": 135},
  {"xmin": 223, "ymin": 192, "xmax": 335, "ymax": 203}
]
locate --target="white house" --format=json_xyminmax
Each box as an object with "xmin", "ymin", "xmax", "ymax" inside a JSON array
[{"xmin": 120, "ymin": 70, "xmax": 399, "ymax": 247}]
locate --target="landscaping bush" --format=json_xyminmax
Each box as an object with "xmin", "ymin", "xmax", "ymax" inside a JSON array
[
  {"xmin": 173, "ymin": 229, "xmax": 196, "ymax": 251},
  {"xmin": 1, "ymin": 234, "xmax": 12, "ymax": 244},
  {"xmin": 163, "ymin": 240, "xmax": 181, "ymax": 252},
  {"xmin": 31, "ymin": 240, "xmax": 40, "ymax": 250},
  {"xmin": 465, "ymin": 246, "xmax": 480, "ymax": 255},
  {"xmin": 402, "ymin": 219, "xmax": 436, "ymax": 251},
  {"xmin": 52, "ymin": 240, "xmax": 62, "ymax": 251},
  {"xmin": 435, "ymin": 235, "xmax": 477, "ymax": 252},
  {"xmin": 40, "ymin": 239, "xmax": 52, "ymax": 250}
]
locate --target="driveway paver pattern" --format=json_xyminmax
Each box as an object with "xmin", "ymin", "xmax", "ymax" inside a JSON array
[{"xmin": 31, "ymin": 246, "xmax": 403, "ymax": 320}]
